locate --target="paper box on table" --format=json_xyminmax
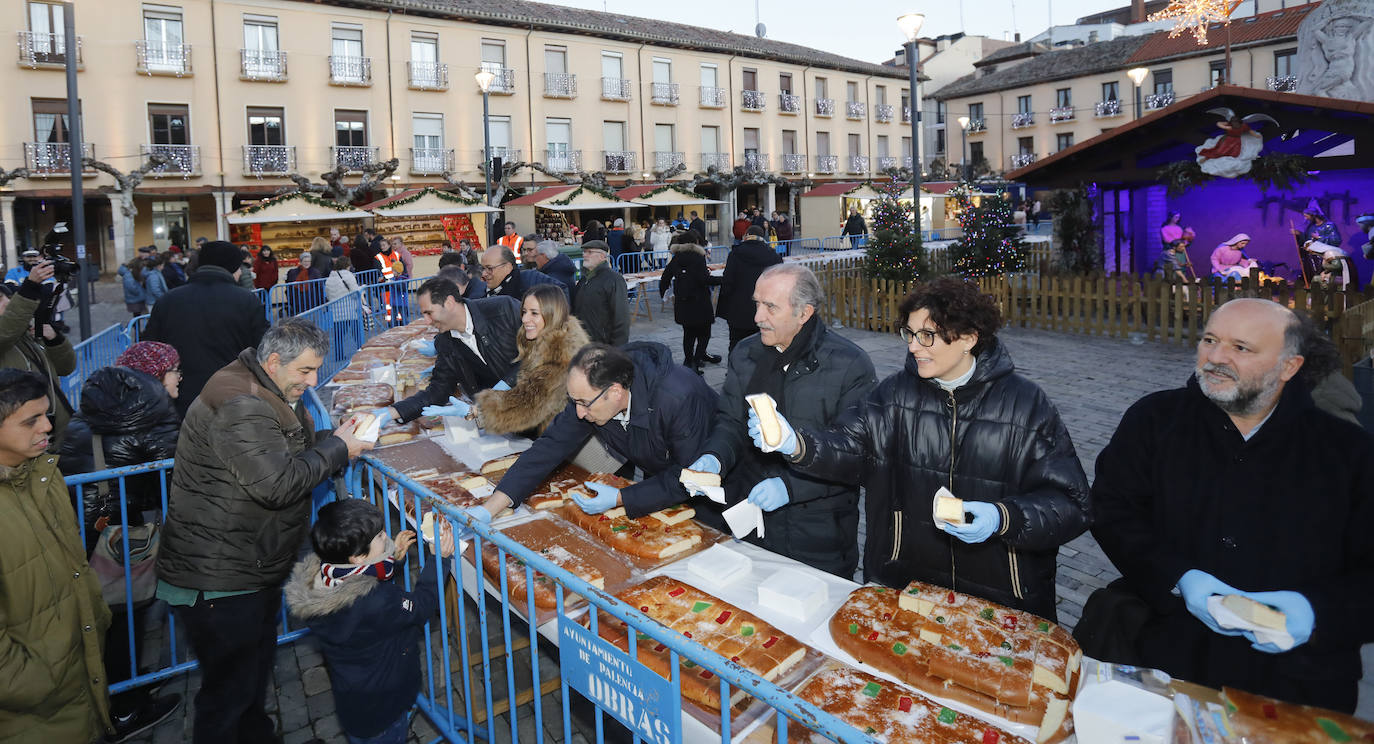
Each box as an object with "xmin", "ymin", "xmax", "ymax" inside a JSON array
[
  {"xmin": 686, "ymin": 544, "xmax": 753, "ymax": 586},
  {"xmin": 757, "ymin": 567, "xmax": 826, "ymax": 621}
]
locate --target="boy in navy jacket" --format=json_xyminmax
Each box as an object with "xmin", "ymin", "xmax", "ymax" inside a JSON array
[{"xmin": 285, "ymin": 499, "xmax": 453, "ymax": 743}]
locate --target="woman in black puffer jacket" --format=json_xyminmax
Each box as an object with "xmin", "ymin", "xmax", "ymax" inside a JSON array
[
  {"xmin": 60, "ymin": 341, "xmax": 182, "ymax": 545},
  {"xmin": 761, "ymin": 278, "xmax": 1090, "ymax": 620}
]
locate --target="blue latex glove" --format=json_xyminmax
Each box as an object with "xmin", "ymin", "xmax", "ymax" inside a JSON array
[
  {"xmin": 369, "ymin": 407, "xmax": 393, "ymax": 427},
  {"xmin": 746, "ymin": 477, "xmax": 790, "ymax": 512},
  {"xmin": 414, "ymin": 339, "xmax": 437, "ymax": 357},
  {"xmin": 492, "ymin": 380, "xmax": 511, "ymax": 392},
  {"xmin": 940, "ymin": 501, "xmax": 1001, "ymax": 544},
  {"xmin": 687, "ymin": 454, "xmax": 721, "ymax": 474},
  {"xmin": 452, "ymin": 505, "xmax": 493, "ymax": 541},
  {"xmin": 570, "ymin": 481, "xmax": 620, "ymax": 514},
  {"xmin": 1238, "ymin": 590, "xmax": 1315, "ymax": 652},
  {"xmin": 1176, "ymin": 569, "xmax": 1245, "ymax": 637},
  {"xmin": 421, "ymin": 396, "xmax": 470, "ymax": 418},
  {"xmin": 747, "ymin": 407, "xmax": 798, "ymax": 457}
]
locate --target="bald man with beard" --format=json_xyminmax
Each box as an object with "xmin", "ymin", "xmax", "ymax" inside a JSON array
[{"xmin": 1088, "ymin": 298, "xmax": 1374, "ymax": 712}]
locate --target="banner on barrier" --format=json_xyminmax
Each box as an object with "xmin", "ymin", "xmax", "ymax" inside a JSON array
[{"xmin": 560, "ymin": 619, "xmax": 681, "ymax": 744}]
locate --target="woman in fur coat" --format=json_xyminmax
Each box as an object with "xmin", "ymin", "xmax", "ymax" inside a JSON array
[{"xmin": 472, "ymin": 283, "xmax": 590, "ymax": 436}]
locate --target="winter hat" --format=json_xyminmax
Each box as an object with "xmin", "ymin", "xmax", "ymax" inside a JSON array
[
  {"xmin": 580, "ymin": 240, "xmax": 610, "ymax": 254},
  {"xmin": 745, "ymin": 225, "xmax": 768, "ymax": 238},
  {"xmin": 199, "ymin": 240, "xmax": 244, "ymax": 272},
  {"xmin": 117, "ymin": 341, "xmax": 180, "ymax": 379}
]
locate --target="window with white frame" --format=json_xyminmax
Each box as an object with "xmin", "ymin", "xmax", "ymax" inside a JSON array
[{"xmin": 142, "ymin": 4, "xmax": 185, "ymax": 72}]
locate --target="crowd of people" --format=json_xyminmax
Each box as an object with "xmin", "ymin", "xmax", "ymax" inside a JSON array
[{"xmin": 1, "ymin": 203, "xmax": 1372, "ymax": 744}]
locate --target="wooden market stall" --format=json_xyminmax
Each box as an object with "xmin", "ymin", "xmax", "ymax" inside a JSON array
[
  {"xmin": 503, "ymin": 185, "xmax": 644, "ymax": 245},
  {"xmin": 226, "ymin": 192, "xmax": 370, "ymax": 262},
  {"xmin": 797, "ymin": 181, "xmax": 949, "ymax": 241},
  {"xmin": 615, "ymin": 183, "xmax": 727, "ymax": 240},
  {"xmin": 361, "ymin": 188, "xmax": 502, "ymax": 255}
]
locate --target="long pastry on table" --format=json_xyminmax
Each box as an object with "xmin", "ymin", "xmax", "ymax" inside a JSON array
[
  {"xmin": 1223, "ymin": 686, "xmax": 1374, "ymax": 743},
  {"xmin": 480, "ymin": 542, "xmax": 604, "ymax": 610},
  {"xmin": 789, "ymin": 664, "xmax": 1033, "ymax": 744},
  {"xmin": 562, "ymin": 476, "xmax": 702, "ymax": 560},
  {"xmin": 828, "ymin": 584, "xmax": 1077, "ymax": 744},
  {"xmin": 590, "ymin": 576, "xmax": 806, "ymax": 713}
]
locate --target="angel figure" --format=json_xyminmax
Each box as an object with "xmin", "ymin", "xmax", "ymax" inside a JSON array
[{"xmin": 1195, "ymin": 108, "xmax": 1279, "ymax": 178}]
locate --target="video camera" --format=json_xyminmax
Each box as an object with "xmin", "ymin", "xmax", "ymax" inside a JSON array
[{"xmin": 40, "ymin": 222, "xmax": 79, "ymax": 283}]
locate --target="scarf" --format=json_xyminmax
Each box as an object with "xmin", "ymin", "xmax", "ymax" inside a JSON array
[
  {"xmin": 318, "ymin": 556, "xmax": 396, "ymax": 589},
  {"xmin": 744, "ymin": 313, "xmax": 821, "ymax": 409}
]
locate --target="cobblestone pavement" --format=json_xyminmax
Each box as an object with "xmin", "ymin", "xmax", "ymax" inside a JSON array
[{"xmin": 110, "ymin": 291, "xmax": 1369, "ymax": 742}]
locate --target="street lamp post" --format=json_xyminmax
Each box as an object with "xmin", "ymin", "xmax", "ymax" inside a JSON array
[
  {"xmin": 1127, "ymin": 67, "xmax": 1148, "ymax": 120},
  {"xmin": 474, "ymin": 70, "xmax": 496, "ymax": 241},
  {"xmin": 956, "ymin": 115, "xmax": 970, "ymax": 182},
  {"xmin": 897, "ymin": 12, "xmax": 925, "ymax": 237}
]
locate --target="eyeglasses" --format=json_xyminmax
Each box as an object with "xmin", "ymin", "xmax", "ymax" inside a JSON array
[
  {"xmin": 899, "ymin": 326, "xmax": 939, "ymax": 347},
  {"xmin": 479, "ymin": 262, "xmax": 507, "ymax": 275},
  {"xmin": 568, "ymin": 385, "xmax": 611, "ymax": 410}
]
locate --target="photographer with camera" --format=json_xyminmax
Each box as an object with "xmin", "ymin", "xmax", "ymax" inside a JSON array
[{"xmin": 0, "ymin": 258, "xmax": 76, "ymax": 448}]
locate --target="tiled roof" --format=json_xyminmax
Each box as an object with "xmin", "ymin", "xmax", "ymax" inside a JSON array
[
  {"xmin": 932, "ymin": 35, "xmax": 1151, "ymax": 99},
  {"xmin": 974, "ymin": 41, "xmax": 1050, "ymax": 67},
  {"xmin": 1126, "ymin": 4, "xmax": 1314, "ymax": 64},
  {"xmin": 799, "ymin": 182, "xmax": 864, "ymax": 197},
  {"xmin": 314, "ymin": 0, "xmax": 907, "ymax": 79}
]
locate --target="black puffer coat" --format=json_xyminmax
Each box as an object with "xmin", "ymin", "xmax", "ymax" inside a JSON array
[
  {"xmin": 59, "ymin": 367, "xmax": 180, "ymax": 539},
  {"xmin": 715, "ymin": 238, "xmax": 781, "ymax": 330},
  {"xmin": 792, "ymin": 338, "xmax": 1090, "ymax": 619},
  {"xmin": 659, "ymin": 243, "xmax": 720, "ymax": 327}
]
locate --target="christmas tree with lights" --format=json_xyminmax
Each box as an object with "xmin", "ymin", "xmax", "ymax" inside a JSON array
[
  {"xmin": 862, "ymin": 183, "xmax": 927, "ymax": 282},
  {"xmin": 949, "ymin": 186, "xmax": 1027, "ymax": 277}
]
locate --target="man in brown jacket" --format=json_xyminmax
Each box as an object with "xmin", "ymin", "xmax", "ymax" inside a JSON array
[{"xmin": 0, "ymin": 369, "xmax": 110, "ymax": 743}]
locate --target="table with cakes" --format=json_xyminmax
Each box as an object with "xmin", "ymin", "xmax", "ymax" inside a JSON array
[{"xmin": 324, "ymin": 320, "xmax": 1371, "ymax": 744}]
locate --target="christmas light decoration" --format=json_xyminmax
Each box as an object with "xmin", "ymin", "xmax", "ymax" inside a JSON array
[
  {"xmin": 1148, "ymin": 0, "xmax": 1241, "ymax": 45},
  {"xmin": 863, "ymin": 180, "xmax": 927, "ymax": 282},
  {"xmin": 949, "ymin": 185, "xmax": 1028, "ymax": 278}
]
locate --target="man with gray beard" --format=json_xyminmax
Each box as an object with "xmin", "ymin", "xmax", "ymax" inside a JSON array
[{"xmin": 1087, "ymin": 298, "xmax": 1374, "ymax": 712}]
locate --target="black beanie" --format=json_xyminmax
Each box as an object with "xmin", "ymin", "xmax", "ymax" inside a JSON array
[
  {"xmin": 199, "ymin": 241, "xmax": 244, "ymax": 272},
  {"xmin": 745, "ymin": 225, "xmax": 768, "ymax": 238}
]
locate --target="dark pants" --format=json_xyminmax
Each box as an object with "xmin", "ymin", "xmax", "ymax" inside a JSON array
[
  {"xmin": 727, "ymin": 325, "xmax": 755, "ymax": 352},
  {"xmin": 105, "ymin": 603, "xmax": 153, "ymax": 717},
  {"xmin": 177, "ymin": 589, "xmax": 282, "ymax": 744},
  {"xmin": 680, "ymin": 323, "xmax": 712, "ymax": 364}
]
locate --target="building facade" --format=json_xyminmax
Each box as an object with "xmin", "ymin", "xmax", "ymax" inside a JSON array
[
  {"xmin": 934, "ymin": 4, "xmax": 1318, "ymax": 176},
  {"xmin": 1, "ymin": 0, "xmax": 910, "ymax": 270}
]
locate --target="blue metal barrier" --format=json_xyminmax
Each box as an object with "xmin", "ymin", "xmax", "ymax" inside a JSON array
[
  {"xmin": 61, "ymin": 322, "xmax": 131, "ymax": 407},
  {"xmin": 265, "ymin": 277, "xmax": 331, "ymax": 322},
  {"xmin": 614, "ymin": 250, "xmax": 671, "ymax": 274},
  {"xmin": 295, "ymin": 290, "xmax": 377, "ymax": 382}
]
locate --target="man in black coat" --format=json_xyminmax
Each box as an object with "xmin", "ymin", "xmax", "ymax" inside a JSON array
[
  {"xmin": 842, "ymin": 208, "xmax": 867, "ymax": 247},
  {"xmin": 384, "ymin": 278, "xmax": 520, "ymax": 423},
  {"xmin": 143, "ymin": 241, "xmax": 269, "ymax": 417},
  {"xmin": 572, "ymin": 241, "xmax": 630, "ymax": 346},
  {"xmin": 689, "ymin": 264, "xmax": 876, "ymax": 578},
  {"xmin": 659, "ymin": 233, "xmax": 722, "ymax": 371},
  {"xmin": 532, "ymin": 241, "xmax": 576, "ymax": 291},
  {"xmin": 688, "ymin": 211, "xmax": 708, "ymax": 244},
  {"xmin": 1091, "ymin": 299, "xmax": 1374, "ymax": 712},
  {"xmin": 479, "ymin": 342, "xmax": 718, "ymax": 518},
  {"xmin": 716, "ymin": 226, "xmax": 782, "ymax": 351}
]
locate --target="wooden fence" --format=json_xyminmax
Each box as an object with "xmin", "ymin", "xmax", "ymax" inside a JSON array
[{"xmin": 814, "ymin": 262, "xmax": 1374, "ymax": 374}]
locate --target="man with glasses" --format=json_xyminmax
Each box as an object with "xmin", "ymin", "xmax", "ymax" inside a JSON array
[
  {"xmin": 480, "ymin": 245, "xmax": 568, "ymax": 302},
  {"xmin": 572, "ymin": 240, "xmax": 629, "ymax": 346},
  {"xmin": 685, "ymin": 264, "xmax": 875, "ymax": 578},
  {"xmin": 475, "ymin": 342, "xmax": 717, "ymax": 520},
  {"xmin": 377, "ymin": 278, "xmax": 520, "ymax": 425}
]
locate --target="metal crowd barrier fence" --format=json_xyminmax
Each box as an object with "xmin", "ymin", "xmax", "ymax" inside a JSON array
[
  {"xmin": 295, "ymin": 289, "xmax": 377, "ymax": 383},
  {"xmin": 61, "ymin": 322, "xmax": 131, "ymax": 407},
  {"xmin": 614, "ymin": 250, "xmax": 672, "ymax": 274}
]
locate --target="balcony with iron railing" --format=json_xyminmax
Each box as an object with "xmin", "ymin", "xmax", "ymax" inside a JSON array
[
  {"xmin": 878, "ymin": 156, "xmax": 899, "ymax": 171},
  {"xmin": 1145, "ymin": 92, "xmax": 1174, "ymax": 110},
  {"xmin": 847, "ymin": 155, "xmax": 869, "ymax": 174},
  {"xmin": 1094, "ymin": 99, "xmax": 1122, "ymax": 118},
  {"xmin": 875, "ymin": 104, "xmax": 895, "ymax": 123},
  {"xmin": 241, "ymin": 49, "xmax": 287, "ymax": 81},
  {"xmin": 410, "ymin": 147, "xmax": 454, "ymax": 175},
  {"xmin": 815, "ymin": 154, "xmax": 838, "ymax": 174},
  {"xmin": 902, "ymin": 106, "xmax": 912, "ymax": 123},
  {"xmin": 742, "ymin": 152, "xmax": 769, "ymax": 172},
  {"xmin": 814, "ymin": 98, "xmax": 835, "ymax": 117},
  {"xmin": 779, "ymin": 93, "xmax": 801, "ymax": 114},
  {"xmin": 545, "ymin": 150, "xmax": 582, "ymax": 173},
  {"xmin": 23, "ymin": 142, "xmax": 93, "ymax": 175},
  {"xmin": 601, "ymin": 77, "xmax": 632, "ymax": 101},
  {"xmin": 1010, "ymin": 152, "xmax": 1037, "ymax": 169},
  {"xmin": 242, "ymin": 144, "xmax": 295, "ymax": 175},
  {"xmin": 699, "ymin": 86, "xmax": 726, "ymax": 108},
  {"xmin": 329, "ymin": 55, "xmax": 371, "ymax": 86},
  {"xmin": 781, "ymin": 153, "xmax": 806, "ymax": 173},
  {"xmin": 1050, "ymin": 106, "xmax": 1075, "ymax": 123},
  {"xmin": 486, "ymin": 147, "xmax": 521, "ymax": 164},
  {"xmin": 1267, "ymin": 75, "xmax": 1297, "ymax": 92},
  {"xmin": 1011, "ymin": 112, "xmax": 1035, "ymax": 129},
  {"xmin": 331, "ymin": 145, "xmax": 379, "ymax": 171},
  {"xmin": 602, "ymin": 151, "xmax": 636, "ymax": 173},
  {"xmin": 141, "ymin": 144, "xmax": 200, "ymax": 177},
  {"xmin": 741, "ymin": 89, "xmax": 766, "ymax": 111},
  {"xmin": 966, "ymin": 118, "xmax": 987, "ymax": 133},
  {"xmin": 846, "ymin": 101, "xmax": 866, "ymax": 120},
  {"xmin": 701, "ymin": 152, "xmax": 730, "ymax": 170},
  {"xmin": 543, "ymin": 72, "xmax": 577, "ymax": 98},
  {"xmin": 135, "ymin": 40, "xmax": 191, "ymax": 76},
  {"xmin": 650, "ymin": 82, "xmax": 679, "ymax": 105},
  {"xmin": 481, "ymin": 65, "xmax": 516, "ymax": 94},
  {"xmin": 17, "ymin": 31, "xmax": 81, "ymax": 68},
  {"xmin": 653, "ymin": 151, "xmax": 684, "ymax": 171},
  {"xmin": 407, "ymin": 61, "xmax": 448, "ymax": 90}
]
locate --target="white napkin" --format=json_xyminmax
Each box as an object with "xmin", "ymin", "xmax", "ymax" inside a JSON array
[
  {"xmin": 682, "ymin": 480, "xmax": 727, "ymax": 504},
  {"xmin": 1207, "ymin": 595, "xmax": 1295, "ymax": 650},
  {"xmin": 368, "ymin": 363, "xmax": 397, "ymax": 387},
  {"xmin": 722, "ymin": 499, "xmax": 765, "ymax": 539},
  {"xmin": 353, "ymin": 414, "xmax": 381, "ymax": 444}
]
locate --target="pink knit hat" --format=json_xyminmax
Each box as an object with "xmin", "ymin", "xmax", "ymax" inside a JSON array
[{"xmin": 117, "ymin": 341, "xmax": 180, "ymax": 379}]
